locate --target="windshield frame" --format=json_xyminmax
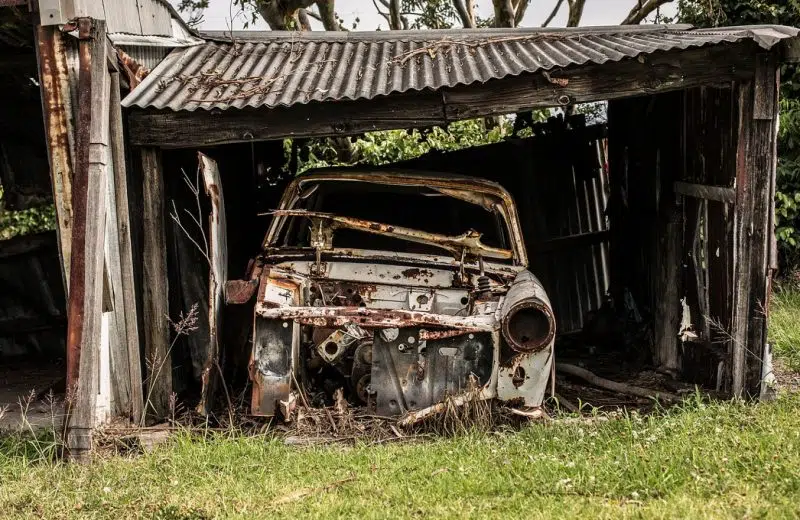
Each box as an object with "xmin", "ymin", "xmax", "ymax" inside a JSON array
[{"xmin": 262, "ymin": 170, "xmax": 529, "ymax": 267}]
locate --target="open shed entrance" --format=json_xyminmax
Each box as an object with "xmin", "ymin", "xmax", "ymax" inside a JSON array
[
  {"xmin": 0, "ymin": 7, "xmax": 67, "ymax": 429},
  {"xmin": 121, "ymin": 25, "xmax": 792, "ymax": 421}
]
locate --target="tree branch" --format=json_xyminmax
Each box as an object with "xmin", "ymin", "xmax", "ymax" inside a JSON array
[
  {"xmin": 372, "ymin": 0, "xmax": 393, "ymax": 26},
  {"xmin": 297, "ymin": 8, "xmax": 313, "ymax": 31},
  {"xmin": 513, "ymin": 0, "xmax": 530, "ymax": 26},
  {"xmin": 542, "ymin": 0, "xmax": 565, "ymax": 27},
  {"xmin": 621, "ymin": 0, "xmax": 675, "ymax": 25}
]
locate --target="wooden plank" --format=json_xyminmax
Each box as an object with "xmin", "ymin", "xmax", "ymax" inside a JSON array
[
  {"xmin": 445, "ymin": 43, "xmax": 757, "ymax": 121},
  {"xmin": 129, "ymin": 89, "xmax": 447, "ymax": 148},
  {"xmin": 674, "ymin": 181, "xmax": 736, "ymax": 203},
  {"xmin": 753, "ymin": 54, "xmax": 777, "ymax": 121},
  {"xmin": 35, "ymin": 25, "xmax": 75, "ymax": 290},
  {"xmin": 745, "ymin": 55, "xmax": 779, "ymax": 396},
  {"xmin": 104, "ymin": 74, "xmax": 132, "ymax": 421},
  {"xmin": 109, "ymin": 71, "xmax": 144, "ymax": 423},
  {"xmin": 65, "ymin": 19, "xmax": 110, "ymax": 460},
  {"xmin": 653, "ymin": 92, "xmax": 684, "ymax": 376},
  {"xmin": 141, "ymin": 146, "xmax": 172, "ymax": 422},
  {"xmin": 731, "ymin": 61, "xmax": 778, "ymax": 398},
  {"xmin": 196, "ymin": 153, "xmax": 228, "ymax": 415},
  {"xmin": 128, "ymin": 43, "xmax": 759, "ymax": 149}
]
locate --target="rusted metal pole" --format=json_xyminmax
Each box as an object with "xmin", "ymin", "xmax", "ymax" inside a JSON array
[
  {"xmin": 35, "ymin": 24, "xmax": 74, "ymax": 292},
  {"xmin": 64, "ymin": 17, "xmax": 94, "ymax": 397}
]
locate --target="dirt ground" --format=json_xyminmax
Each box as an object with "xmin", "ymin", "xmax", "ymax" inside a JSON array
[{"xmin": 0, "ymin": 358, "xmax": 65, "ymax": 431}]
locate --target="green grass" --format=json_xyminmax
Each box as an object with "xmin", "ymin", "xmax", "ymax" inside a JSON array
[
  {"xmin": 770, "ymin": 287, "xmax": 800, "ymax": 371},
  {"xmin": 2, "ymin": 291, "xmax": 800, "ymax": 519},
  {"xmin": 1, "ymin": 395, "xmax": 799, "ymax": 519}
]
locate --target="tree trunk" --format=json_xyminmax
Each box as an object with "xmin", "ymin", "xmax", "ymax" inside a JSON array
[
  {"xmin": 389, "ymin": 0, "xmax": 402, "ymax": 30},
  {"xmin": 453, "ymin": 0, "xmax": 476, "ymax": 29},
  {"xmin": 621, "ymin": 0, "xmax": 674, "ymax": 24},
  {"xmin": 316, "ymin": 0, "xmax": 339, "ymax": 30},
  {"xmin": 493, "ymin": 0, "xmax": 516, "ymax": 28},
  {"xmin": 257, "ymin": 0, "xmax": 335, "ymax": 31},
  {"xmin": 566, "ymin": 0, "xmax": 586, "ymax": 27}
]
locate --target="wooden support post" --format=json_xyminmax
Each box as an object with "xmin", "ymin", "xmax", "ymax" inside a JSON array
[
  {"xmin": 141, "ymin": 147, "xmax": 172, "ymax": 421},
  {"xmin": 653, "ymin": 93, "xmax": 684, "ymax": 376},
  {"xmin": 35, "ymin": 25, "xmax": 75, "ymax": 290},
  {"xmin": 108, "ymin": 72, "xmax": 144, "ymax": 423},
  {"xmin": 64, "ymin": 18, "xmax": 110, "ymax": 459},
  {"xmin": 654, "ymin": 206, "xmax": 682, "ymax": 374},
  {"xmin": 731, "ymin": 53, "xmax": 779, "ymax": 398}
]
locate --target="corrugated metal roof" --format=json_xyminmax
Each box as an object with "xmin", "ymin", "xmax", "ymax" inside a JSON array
[{"xmin": 122, "ymin": 24, "xmax": 799, "ymax": 112}]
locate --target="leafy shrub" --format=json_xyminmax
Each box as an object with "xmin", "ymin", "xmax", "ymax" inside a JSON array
[{"xmin": 0, "ymin": 185, "xmax": 56, "ymax": 241}]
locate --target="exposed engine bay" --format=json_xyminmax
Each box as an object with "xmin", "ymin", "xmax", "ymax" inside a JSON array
[{"xmin": 226, "ymin": 169, "xmax": 556, "ymax": 422}]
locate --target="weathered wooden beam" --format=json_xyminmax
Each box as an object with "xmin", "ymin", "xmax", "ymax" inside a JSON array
[
  {"xmin": 196, "ymin": 153, "xmax": 227, "ymax": 416},
  {"xmin": 109, "ymin": 71, "xmax": 144, "ymax": 423},
  {"xmin": 128, "ymin": 43, "xmax": 759, "ymax": 149},
  {"xmin": 444, "ymin": 43, "xmax": 756, "ymax": 121},
  {"xmin": 35, "ymin": 25, "xmax": 75, "ymax": 289},
  {"xmin": 674, "ymin": 181, "xmax": 736, "ymax": 203},
  {"xmin": 731, "ymin": 54, "xmax": 779, "ymax": 398},
  {"xmin": 141, "ymin": 146, "xmax": 172, "ymax": 422},
  {"xmin": 654, "ymin": 207, "xmax": 682, "ymax": 374},
  {"xmin": 65, "ymin": 18, "xmax": 110, "ymax": 460}
]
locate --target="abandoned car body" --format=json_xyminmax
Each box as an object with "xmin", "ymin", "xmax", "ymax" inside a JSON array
[{"xmin": 227, "ymin": 169, "xmax": 556, "ymax": 420}]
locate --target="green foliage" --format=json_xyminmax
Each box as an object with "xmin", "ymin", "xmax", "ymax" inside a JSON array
[
  {"xmin": 296, "ymin": 118, "xmax": 514, "ymax": 173},
  {"xmin": 679, "ymin": 0, "xmax": 800, "ymax": 270},
  {"xmin": 770, "ymin": 283, "xmax": 800, "ymax": 371},
  {"xmin": 0, "ymin": 185, "xmax": 56, "ymax": 241}
]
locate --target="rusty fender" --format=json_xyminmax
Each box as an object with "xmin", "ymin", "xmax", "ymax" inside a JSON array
[{"xmin": 255, "ymin": 304, "xmax": 496, "ymax": 332}]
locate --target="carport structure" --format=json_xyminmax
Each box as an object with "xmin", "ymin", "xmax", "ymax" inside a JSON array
[
  {"xmin": 9, "ymin": 15, "xmax": 800, "ymax": 455},
  {"xmin": 121, "ymin": 23, "xmax": 798, "ymax": 411}
]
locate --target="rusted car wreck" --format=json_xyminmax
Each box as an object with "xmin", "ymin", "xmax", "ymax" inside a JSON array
[{"xmin": 227, "ymin": 170, "xmax": 555, "ymax": 420}]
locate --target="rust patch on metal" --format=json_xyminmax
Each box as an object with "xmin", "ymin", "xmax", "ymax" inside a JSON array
[
  {"xmin": 64, "ymin": 18, "xmax": 95, "ymax": 391},
  {"xmin": 36, "ymin": 25, "xmax": 74, "ymax": 283},
  {"xmin": 116, "ymin": 48, "xmax": 150, "ymax": 90},
  {"xmin": 419, "ymin": 329, "xmax": 477, "ymax": 341},
  {"xmin": 258, "ymin": 306, "xmax": 494, "ymax": 331},
  {"xmin": 401, "ymin": 267, "xmax": 433, "ymax": 279},
  {"xmin": 224, "ymin": 279, "xmax": 259, "ymax": 304},
  {"xmin": 270, "ymin": 209, "xmax": 514, "ymax": 261}
]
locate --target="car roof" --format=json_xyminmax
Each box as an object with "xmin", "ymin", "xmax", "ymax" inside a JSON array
[{"xmin": 293, "ymin": 167, "xmax": 513, "ymax": 198}]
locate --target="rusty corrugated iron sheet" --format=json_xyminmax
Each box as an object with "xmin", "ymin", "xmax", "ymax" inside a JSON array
[{"xmin": 121, "ymin": 24, "xmax": 798, "ymax": 112}]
